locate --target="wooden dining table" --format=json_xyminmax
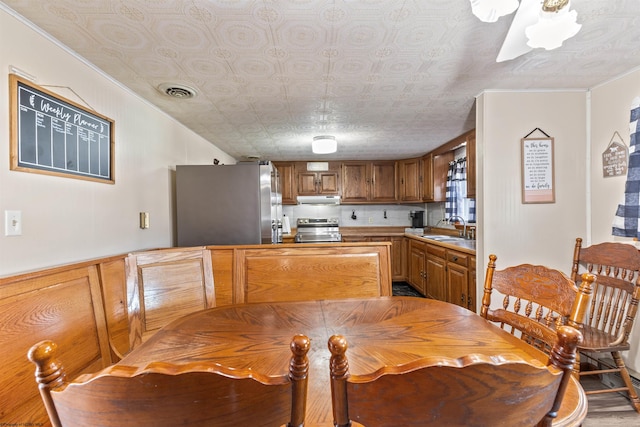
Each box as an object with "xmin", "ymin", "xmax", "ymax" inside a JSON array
[{"xmin": 119, "ymin": 296, "xmax": 587, "ymax": 426}]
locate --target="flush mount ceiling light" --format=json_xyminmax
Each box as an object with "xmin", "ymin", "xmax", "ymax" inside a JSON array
[
  {"xmin": 312, "ymin": 135, "xmax": 337, "ymax": 154},
  {"xmin": 157, "ymin": 83, "xmax": 198, "ymax": 99},
  {"xmin": 470, "ymin": 0, "xmax": 582, "ymax": 62}
]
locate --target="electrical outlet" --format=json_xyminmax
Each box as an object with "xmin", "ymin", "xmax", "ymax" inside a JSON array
[
  {"xmin": 5, "ymin": 210, "xmax": 22, "ymax": 236},
  {"xmin": 368, "ymin": 217, "xmax": 373, "ymax": 223}
]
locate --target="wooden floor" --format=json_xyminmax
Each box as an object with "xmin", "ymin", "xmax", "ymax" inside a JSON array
[{"xmin": 581, "ymin": 376, "xmax": 640, "ymax": 426}]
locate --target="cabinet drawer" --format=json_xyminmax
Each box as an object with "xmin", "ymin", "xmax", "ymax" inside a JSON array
[
  {"xmin": 447, "ymin": 250, "xmax": 468, "ymax": 267},
  {"xmin": 470, "ymin": 256, "xmax": 476, "ymax": 270},
  {"xmin": 426, "ymin": 244, "xmax": 446, "ymax": 259}
]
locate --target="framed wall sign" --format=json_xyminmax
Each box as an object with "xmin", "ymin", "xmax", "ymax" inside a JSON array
[
  {"xmin": 9, "ymin": 74, "xmax": 115, "ymax": 184},
  {"xmin": 521, "ymin": 137, "xmax": 555, "ymax": 204}
]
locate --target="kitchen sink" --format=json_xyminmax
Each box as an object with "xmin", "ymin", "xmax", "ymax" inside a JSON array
[{"xmin": 421, "ymin": 235, "xmax": 467, "ymax": 242}]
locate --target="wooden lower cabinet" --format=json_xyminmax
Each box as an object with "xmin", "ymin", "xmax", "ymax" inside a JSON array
[
  {"xmin": 408, "ymin": 239, "xmax": 427, "ymax": 294},
  {"xmin": 342, "ymin": 235, "xmax": 406, "ymax": 281},
  {"xmin": 426, "ymin": 244, "xmax": 447, "ymax": 302},
  {"xmin": 408, "ymin": 239, "xmax": 475, "ymax": 312}
]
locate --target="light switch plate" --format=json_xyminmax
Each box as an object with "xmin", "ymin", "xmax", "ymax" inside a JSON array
[
  {"xmin": 5, "ymin": 210, "xmax": 22, "ymax": 236},
  {"xmin": 139, "ymin": 212, "xmax": 149, "ymax": 229}
]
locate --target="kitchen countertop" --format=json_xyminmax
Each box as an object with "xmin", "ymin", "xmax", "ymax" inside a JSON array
[
  {"xmin": 286, "ymin": 226, "xmax": 475, "ymax": 254},
  {"xmin": 405, "ymin": 233, "xmax": 476, "ymax": 254},
  {"xmin": 339, "ymin": 226, "xmax": 476, "ymax": 255}
]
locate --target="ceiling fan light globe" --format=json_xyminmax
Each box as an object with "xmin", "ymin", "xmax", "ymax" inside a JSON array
[
  {"xmin": 525, "ymin": 8, "xmax": 581, "ymax": 50},
  {"xmin": 312, "ymin": 135, "xmax": 337, "ymax": 154},
  {"xmin": 470, "ymin": 0, "xmax": 519, "ymax": 23}
]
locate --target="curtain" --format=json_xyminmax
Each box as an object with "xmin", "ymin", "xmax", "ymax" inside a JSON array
[
  {"xmin": 612, "ymin": 96, "xmax": 640, "ymax": 237},
  {"xmin": 445, "ymin": 157, "xmax": 477, "ymax": 223},
  {"xmin": 445, "ymin": 158, "xmax": 466, "ymax": 218}
]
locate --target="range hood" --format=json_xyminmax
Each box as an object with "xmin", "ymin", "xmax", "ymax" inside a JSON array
[{"xmin": 297, "ymin": 195, "xmax": 341, "ymax": 205}]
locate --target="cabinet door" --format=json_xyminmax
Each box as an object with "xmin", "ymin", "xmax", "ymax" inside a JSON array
[
  {"xmin": 466, "ymin": 131, "xmax": 476, "ymax": 199},
  {"xmin": 274, "ymin": 162, "xmax": 296, "ymax": 204},
  {"xmin": 425, "ymin": 254, "xmax": 447, "ymax": 301},
  {"xmin": 297, "ymin": 171, "xmax": 319, "ymax": 196},
  {"xmin": 399, "ymin": 158, "xmax": 421, "ymax": 202},
  {"xmin": 448, "ymin": 262, "xmax": 469, "ymax": 309},
  {"xmin": 422, "ymin": 154, "xmax": 434, "ymax": 202},
  {"xmin": 342, "ymin": 162, "xmax": 369, "ymax": 203},
  {"xmin": 317, "ymin": 171, "xmax": 340, "ymax": 195},
  {"xmin": 391, "ymin": 236, "xmax": 407, "ymax": 281},
  {"xmin": 370, "ymin": 161, "xmax": 397, "ymax": 202},
  {"xmin": 432, "ymin": 152, "xmax": 454, "ymax": 202},
  {"xmin": 376, "ymin": 236, "xmax": 406, "ymax": 281},
  {"xmin": 408, "ymin": 240, "xmax": 426, "ymax": 295},
  {"xmin": 468, "ymin": 256, "xmax": 476, "ymax": 312}
]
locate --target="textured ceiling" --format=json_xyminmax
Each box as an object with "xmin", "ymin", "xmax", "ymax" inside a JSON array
[{"xmin": 2, "ymin": 0, "xmax": 640, "ymax": 161}]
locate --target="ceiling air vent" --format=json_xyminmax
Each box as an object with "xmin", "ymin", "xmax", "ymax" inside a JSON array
[{"xmin": 158, "ymin": 83, "xmax": 197, "ymax": 99}]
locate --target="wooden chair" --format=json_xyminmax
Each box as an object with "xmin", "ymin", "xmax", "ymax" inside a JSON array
[
  {"xmin": 570, "ymin": 237, "xmax": 640, "ymax": 412},
  {"xmin": 481, "ymin": 254, "xmax": 595, "ymax": 355},
  {"xmin": 28, "ymin": 334, "xmax": 310, "ymax": 427},
  {"xmin": 328, "ymin": 326, "xmax": 582, "ymax": 427},
  {"xmin": 125, "ymin": 246, "xmax": 215, "ymax": 350}
]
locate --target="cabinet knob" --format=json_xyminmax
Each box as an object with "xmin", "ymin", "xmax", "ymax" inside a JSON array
[
  {"xmin": 460, "ymin": 293, "xmax": 465, "ymax": 303},
  {"xmin": 452, "ymin": 256, "xmax": 458, "ymax": 262}
]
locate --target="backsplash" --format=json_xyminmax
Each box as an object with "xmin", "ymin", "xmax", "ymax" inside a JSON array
[{"xmin": 282, "ymin": 204, "xmax": 445, "ymax": 228}]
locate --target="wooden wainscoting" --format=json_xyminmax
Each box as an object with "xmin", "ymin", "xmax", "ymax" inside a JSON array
[
  {"xmin": 0, "ymin": 242, "xmax": 392, "ymax": 425},
  {"xmin": 0, "ymin": 260, "xmax": 116, "ymax": 426}
]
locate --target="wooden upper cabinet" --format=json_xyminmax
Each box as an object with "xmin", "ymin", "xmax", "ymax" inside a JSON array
[
  {"xmin": 429, "ymin": 129, "xmax": 476, "ymax": 202},
  {"xmin": 422, "ymin": 153, "xmax": 434, "ymax": 202},
  {"xmin": 294, "ymin": 161, "xmax": 340, "ymax": 196},
  {"xmin": 273, "ymin": 162, "xmax": 296, "ymax": 205},
  {"xmin": 433, "ymin": 151, "xmax": 454, "ymax": 202},
  {"xmin": 398, "ymin": 158, "xmax": 422, "ymax": 202},
  {"xmin": 370, "ymin": 161, "xmax": 397, "ymax": 202},
  {"xmin": 342, "ymin": 161, "xmax": 396, "ymax": 203},
  {"xmin": 466, "ymin": 131, "xmax": 476, "ymax": 198}
]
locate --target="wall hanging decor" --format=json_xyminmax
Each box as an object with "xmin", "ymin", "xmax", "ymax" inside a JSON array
[
  {"xmin": 9, "ymin": 73, "xmax": 115, "ymax": 184},
  {"xmin": 521, "ymin": 128, "xmax": 555, "ymax": 204},
  {"xmin": 602, "ymin": 131, "xmax": 628, "ymax": 178}
]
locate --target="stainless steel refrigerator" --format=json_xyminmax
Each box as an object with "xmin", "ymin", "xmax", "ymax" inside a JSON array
[{"xmin": 176, "ymin": 162, "xmax": 282, "ymax": 246}]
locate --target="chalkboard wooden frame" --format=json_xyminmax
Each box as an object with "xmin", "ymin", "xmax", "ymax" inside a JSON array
[
  {"xmin": 9, "ymin": 74, "xmax": 115, "ymax": 184},
  {"xmin": 521, "ymin": 136, "xmax": 555, "ymax": 204}
]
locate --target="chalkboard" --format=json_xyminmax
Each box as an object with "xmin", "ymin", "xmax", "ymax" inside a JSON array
[
  {"xmin": 9, "ymin": 74, "xmax": 115, "ymax": 183},
  {"xmin": 521, "ymin": 137, "xmax": 555, "ymax": 204}
]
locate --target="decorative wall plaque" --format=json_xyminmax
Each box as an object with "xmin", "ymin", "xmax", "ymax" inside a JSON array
[
  {"xmin": 602, "ymin": 131, "xmax": 628, "ymax": 178},
  {"xmin": 521, "ymin": 136, "xmax": 555, "ymax": 204}
]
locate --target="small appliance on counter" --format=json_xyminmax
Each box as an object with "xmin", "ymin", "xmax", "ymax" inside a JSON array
[
  {"xmin": 294, "ymin": 217, "xmax": 342, "ymax": 243},
  {"xmin": 409, "ymin": 210, "xmax": 424, "ymax": 229}
]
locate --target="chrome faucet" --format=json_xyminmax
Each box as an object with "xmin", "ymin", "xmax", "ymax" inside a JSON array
[{"xmin": 447, "ymin": 215, "xmax": 467, "ymax": 238}]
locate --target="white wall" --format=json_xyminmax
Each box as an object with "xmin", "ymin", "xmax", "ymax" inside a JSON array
[
  {"xmin": 589, "ymin": 68, "xmax": 640, "ymax": 372},
  {"xmin": 590, "ymin": 69, "xmax": 640, "ymax": 245},
  {"xmin": 478, "ymin": 80, "xmax": 640, "ymax": 373},
  {"xmin": 0, "ymin": 8, "xmax": 235, "ymax": 275},
  {"xmin": 476, "ymin": 91, "xmax": 588, "ymax": 274}
]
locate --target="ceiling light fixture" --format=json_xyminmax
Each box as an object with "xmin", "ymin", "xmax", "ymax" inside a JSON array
[
  {"xmin": 525, "ymin": 0, "xmax": 581, "ymax": 50},
  {"xmin": 469, "ymin": 0, "xmax": 519, "ymax": 23},
  {"xmin": 312, "ymin": 135, "xmax": 337, "ymax": 154},
  {"xmin": 472, "ymin": 0, "xmax": 582, "ymax": 62}
]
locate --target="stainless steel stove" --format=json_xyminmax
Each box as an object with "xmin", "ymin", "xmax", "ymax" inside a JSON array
[{"xmin": 294, "ymin": 217, "xmax": 342, "ymax": 243}]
